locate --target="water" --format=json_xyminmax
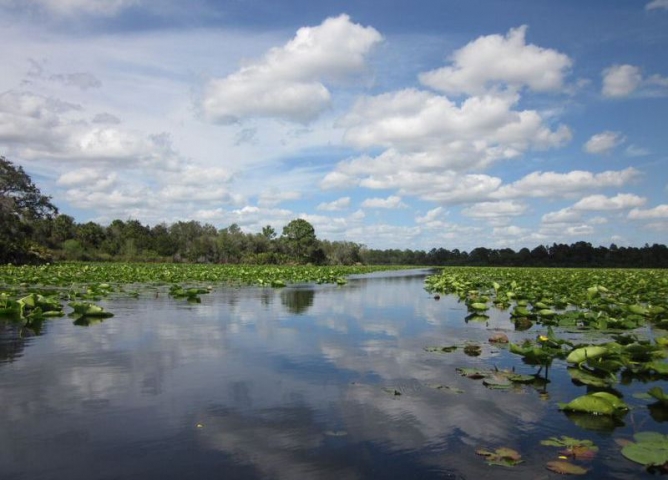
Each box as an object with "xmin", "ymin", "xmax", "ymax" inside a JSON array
[{"xmin": 0, "ymin": 269, "xmax": 664, "ymax": 479}]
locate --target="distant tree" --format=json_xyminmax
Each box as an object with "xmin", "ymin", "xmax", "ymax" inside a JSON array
[
  {"xmin": 281, "ymin": 218, "xmax": 322, "ymax": 264},
  {"xmin": 0, "ymin": 156, "xmax": 58, "ymax": 264}
]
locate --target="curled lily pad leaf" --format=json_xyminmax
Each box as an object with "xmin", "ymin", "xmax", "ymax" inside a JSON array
[
  {"xmin": 558, "ymin": 392, "xmax": 628, "ymax": 416},
  {"xmin": 69, "ymin": 301, "xmax": 114, "ymax": 318},
  {"xmin": 566, "ymin": 346, "xmax": 609, "ymax": 364}
]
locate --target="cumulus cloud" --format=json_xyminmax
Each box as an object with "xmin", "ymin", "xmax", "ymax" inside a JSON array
[
  {"xmin": 583, "ymin": 131, "xmax": 625, "ymax": 154},
  {"xmin": 541, "ymin": 207, "xmax": 581, "ymax": 224},
  {"xmin": 0, "ymin": 90, "xmax": 184, "ymax": 169},
  {"xmin": 415, "ymin": 206, "xmax": 447, "ymax": 226},
  {"xmin": 602, "ymin": 65, "xmax": 643, "ymax": 97},
  {"xmin": 493, "ymin": 167, "xmax": 640, "ymax": 199},
  {"xmin": 628, "ymin": 205, "xmax": 668, "ymax": 219},
  {"xmin": 461, "ymin": 200, "xmax": 527, "ymax": 218},
  {"xmin": 573, "ymin": 193, "xmax": 646, "ymax": 211},
  {"xmin": 360, "ymin": 195, "xmax": 406, "ymax": 209},
  {"xmin": 601, "ymin": 64, "xmax": 668, "ymax": 98},
  {"xmin": 201, "ymin": 14, "xmax": 382, "ymax": 124},
  {"xmin": 646, "ymin": 0, "xmax": 668, "ymax": 10},
  {"xmin": 317, "ymin": 196, "xmax": 351, "ymax": 211},
  {"xmin": 341, "ymin": 89, "xmax": 570, "ymax": 164},
  {"xmin": 418, "ymin": 25, "xmax": 572, "ymax": 95}
]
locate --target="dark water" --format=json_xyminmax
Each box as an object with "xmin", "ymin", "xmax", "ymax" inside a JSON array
[{"xmin": 0, "ymin": 269, "xmax": 665, "ymax": 479}]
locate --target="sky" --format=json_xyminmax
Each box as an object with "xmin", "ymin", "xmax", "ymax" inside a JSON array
[{"xmin": 0, "ymin": 0, "xmax": 667, "ymax": 251}]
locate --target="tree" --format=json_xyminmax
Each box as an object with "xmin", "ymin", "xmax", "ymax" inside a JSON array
[
  {"xmin": 281, "ymin": 218, "xmax": 323, "ymax": 264},
  {"xmin": 0, "ymin": 156, "xmax": 58, "ymax": 264}
]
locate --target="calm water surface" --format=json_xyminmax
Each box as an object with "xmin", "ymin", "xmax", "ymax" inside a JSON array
[{"xmin": 0, "ymin": 269, "xmax": 664, "ymax": 479}]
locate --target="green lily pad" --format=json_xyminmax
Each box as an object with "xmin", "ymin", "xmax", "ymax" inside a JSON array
[
  {"xmin": 621, "ymin": 432, "xmax": 668, "ymax": 468},
  {"xmin": 648, "ymin": 386, "xmax": 668, "ymax": 405},
  {"xmin": 69, "ymin": 301, "xmax": 114, "ymax": 318},
  {"xmin": 558, "ymin": 392, "xmax": 628, "ymax": 416},
  {"xmin": 566, "ymin": 345, "xmax": 609, "ymax": 364}
]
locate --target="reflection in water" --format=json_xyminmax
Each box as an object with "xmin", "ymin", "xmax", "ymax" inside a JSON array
[
  {"xmin": 0, "ymin": 269, "xmax": 660, "ymax": 479},
  {"xmin": 280, "ymin": 288, "xmax": 315, "ymax": 314}
]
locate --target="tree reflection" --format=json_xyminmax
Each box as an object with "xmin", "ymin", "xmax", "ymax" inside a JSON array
[{"xmin": 280, "ymin": 289, "xmax": 315, "ymax": 315}]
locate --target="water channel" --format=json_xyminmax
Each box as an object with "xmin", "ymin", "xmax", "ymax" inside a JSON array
[{"xmin": 0, "ymin": 269, "xmax": 664, "ymax": 479}]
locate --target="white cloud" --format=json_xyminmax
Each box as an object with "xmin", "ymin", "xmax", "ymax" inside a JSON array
[
  {"xmin": 317, "ymin": 196, "xmax": 351, "ymax": 211},
  {"xmin": 200, "ymin": 14, "xmax": 382, "ymax": 124},
  {"xmin": 0, "ymin": 90, "xmax": 185, "ymax": 169},
  {"xmin": 541, "ymin": 207, "xmax": 581, "ymax": 224},
  {"xmin": 461, "ymin": 200, "xmax": 527, "ymax": 218},
  {"xmin": 572, "ymin": 193, "xmax": 646, "ymax": 211},
  {"xmin": 341, "ymin": 89, "xmax": 570, "ymax": 165},
  {"xmin": 415, "ymin": 206, "xmax": 446, "ymax": 225},
  {"xmin": 583, "ymin": 131, "xmax": 625, "ymax": 154},
  {"xmin": 628, "ymin": 205, "xmax": 668, "ymax": 219},
  {"xmin": 646, "ymin": 0, "xmax": 668, "ymax": 10},
  {"xmin": 602, "ymin": 65, "xmax": 642, "ymax": 98},
  {"xmin": 419, "ymin": 25, "xmax": 572, "ymax": 95},
  {"xmin": 493, "ymin": 167, "xmax": 640, "ymax": 199},
  {"xmin": 257, "ymin": 190, "xmax": 302, "ymax": 207},
  {"xmin": 361, "ymin": 195, "xmax": 406, "ymax": 209},
  {"xmin": 601, "ymin": 64, "xmax": 668, "ymax": 98},
  {"xmin": 56, "ymin": 167, "xmax": 117, "ymax": 190}
]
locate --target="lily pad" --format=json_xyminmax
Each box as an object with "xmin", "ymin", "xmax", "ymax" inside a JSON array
[
  {"xmin": 648, "ymin": 386, "xmax": 668, "ymax": 405},
  {"xmin": 558, "ymin": 392, "xmax": 628, "ymax": 416},
  {"xmin": 424, "ymin": 345, "xmax": 457, "ymax": 353},
  {"xmin": 475, "ymin": 446, "xmax": 523, "ymax": 467},
  {"xmin": 566, "ymin": 345, "xmax": 609, "ymax": 364},
  {"xmin": 546, "ymin": 460, "xmax": 588, "ymax": 475},
  {"xmin": 621, "ymin": 432, "xmax": 668, "ymax": 468}
]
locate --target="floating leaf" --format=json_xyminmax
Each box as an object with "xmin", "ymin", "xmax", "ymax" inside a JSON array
[
  {"xmin": 558, "ymin": 392, "xmax": 628, "ymax": 416},
  {"xmin": 475, "ymin": 446, "xmax": 523, "ymax": 467},
  {"xmin": 69, "ymin": 301, "xmax": 114, "ymax": 318},
  {"xmin": 489, "ymin": 333, "xmax": 509, "ymax": 344},
  {"xmin": 566, "ymin": 346, "xmax": 609, "ymax": 364},
  {"xmin": 546, "ymin": 460, "xmax": 588, "ymax": 475},
  {"xmin": 648, "ymin": 387, "xmax": 668, "ymax": 405},
  {"xmin": 621, "ymin": 432, "xmax": 668, "ymax": 468},
  {"xmin": 424, "ymin": 345, "xmax": 457, "ymax": 353}
]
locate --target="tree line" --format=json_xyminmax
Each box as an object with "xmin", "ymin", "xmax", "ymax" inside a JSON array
[{"xmin": 2, "ymin": 155, "xmax": 667, "ymax": 267}]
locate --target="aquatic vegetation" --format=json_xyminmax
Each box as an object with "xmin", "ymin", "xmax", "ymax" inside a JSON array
[
  {"xmin": 541, "ymin": 435, "xmax": 599, "ymax": 460},
  {"xmin": 621, "ymin": 432, "xmax": 668, "ymax": 473},
  {"xmin": 558, "ymin": 392, "xmax": 628, "ymax": 416},
  {"xmin": 425, "ymin": 267, "xmax": 668, "ymax": 331},
  {"xmin": 475, "ymin": 446, "xmax": 523, "ymax": 467},
  {"xmin": 0, "ymin": 263, "xmax": 407, "ymax": 291},
  {"xmin": 545, "ymin": 460, "xmax": 588, "ymax": 475}
]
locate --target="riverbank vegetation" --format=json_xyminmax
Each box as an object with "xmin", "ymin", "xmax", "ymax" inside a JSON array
[{"xmin": 2, "ymin": 156, "xmax": 667, "ymax": 267}]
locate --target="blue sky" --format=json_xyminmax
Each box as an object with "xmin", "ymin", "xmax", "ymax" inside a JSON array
[{"xmin": 1, "ymin": 0, "xmax": 667, "ymax": 250}]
